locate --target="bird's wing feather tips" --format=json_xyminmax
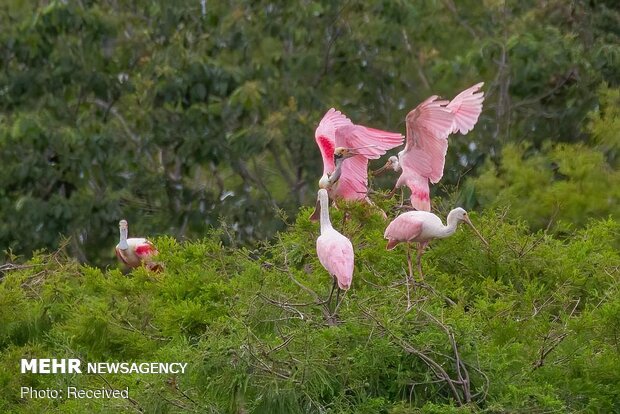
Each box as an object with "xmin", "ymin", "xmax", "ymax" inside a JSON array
[{"xmin": 446, "ymin": 82, "xmax": 484, "ymax": 135}]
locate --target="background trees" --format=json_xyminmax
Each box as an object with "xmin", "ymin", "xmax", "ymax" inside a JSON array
[{"xmin": 1, "ymin": 0, "xmax": 618, "ymax": 265}]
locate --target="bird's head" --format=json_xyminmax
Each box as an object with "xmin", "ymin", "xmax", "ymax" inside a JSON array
[
  {"xmin": 452, "ymin": 207, "xmax": 469, "ymax": 223},
  {"xmin": 119, "ymin": 219, "xmax": 128, "ymax": 230},
  {"xmin": 333, "ymin": 147, "xmax": 357, "ymax": 164},
  {"xmin": 449, "ymin": 208, "xmax": 489, "ymax": 247},
  {"xmin": 318, "ymin": 174, "xmax": 331, "ymax": 189},
  {"xmin": 373, "ymin": 155, "xmax": 400, "ymax": 176},
  {"xmin": 309, "ymin": 189, "xmax": 329, "ymax": 222}
]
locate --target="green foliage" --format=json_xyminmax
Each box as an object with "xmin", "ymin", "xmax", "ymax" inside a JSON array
[
  {"xmin": 467, "ymin": 140, "xmax": 620, "ymax": 231},
  {"xmin": 1, "ymin": 206, "xmax": 619, "ymax": 412}
]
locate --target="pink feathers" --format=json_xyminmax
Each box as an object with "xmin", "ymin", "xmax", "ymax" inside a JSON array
[
  {"xmin": 447, "ymin": 82, "xmax": 485, "ymax": 134},
  {"xmin": 315, "ymin": 108, "xmax": 404, "ymax": 200},
  {"xmin": 314, "ymin": 189, "xmax": 355, "ymax": 291},
  {"xmin": 116, "ymin": 220, "xmax": 163, "ymax": 272},
  {"xmin": 135, "ymin": 242, "xmax": 157, "ymax": 258},
  {"xmin": 316, "ymin": 233, "xmax": 354, "ymax": 290},
  {"xmin": 383, "ymin": 213, "xmax": 424, "ymax": 250},
  {"xmin": 397, "ymin": 83, "xmax": 485, "ymax": 210}
]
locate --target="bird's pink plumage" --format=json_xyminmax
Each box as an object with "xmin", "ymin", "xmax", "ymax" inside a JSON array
[
  {"xmin": 395, "ymin": 83, "xmax": 485, "ymax": 211},
  {"xmin": 316, "ymin": 231, "xmax": 354, "ymax": 290},
  {"xmin": 446, "ymin": 82, "xmax": 484, "ymax": 134},
  {"xmin": 384, "ymin": 214, "xmax": 424, "ymax": 250},
  {"xmin": 315, "ymin": 109, "xmax": 403, "ymax": 201}
]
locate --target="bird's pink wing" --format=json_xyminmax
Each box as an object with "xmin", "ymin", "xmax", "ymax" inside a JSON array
[
  {"xmin": 315, "ymin": 108, "xmax": 354, "ymax": 174},
  {"xmin": 316, "ymin": 232, "xmax": 354, "ymax": 290},
  {"xmin": 384, "ymin": 213, "xmax": 424, "ymax": 250},
  {"xmin": 334, "ymin": 155, "xmax": 369, "ymax": 200},
  {"xmin": 134, "ymin": 241, "xmax": 157, "ymax": 259},
  {"xmin": 403, "ymin": 96, "xmax": 454, "ymax": 184},
  {"xmin": 335, "ymin": 124, "xmax": 404, "ymax": 159},
  {"xmin": 332, "ymin": 124, "xmax": 403, "ymax": 200},
  {"xmin": 446, "ymin": 82, "xmax": 485, "ymax": 134}
]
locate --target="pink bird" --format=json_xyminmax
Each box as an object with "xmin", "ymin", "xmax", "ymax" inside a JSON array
[
  {"xmin": 384, "ymin": 207, "xmax": 488, "ymax": 307},
  {"xmin": 115, "ymin": 219, "xmax": 163, "ymax": 272},
  {"xmin": 375, "ymin": 83, "xmax": 484, "ymax": 210},
  {"xmin": 312, "ymin": 189, "xmax": 355, "ymax": 313},
  {"xmin": 315, "ymin": 108, "xmax": 404, "ymax": 201}
]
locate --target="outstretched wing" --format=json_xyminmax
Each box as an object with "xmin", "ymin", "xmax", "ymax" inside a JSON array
[
  {"xmin": 335, "ymin": 124, "xmax": 404, "ymax": 159},
  {"xmin": 333, "ymin": 123, "xmax": 404, "ymax": 200},
  {"xmin": 315, "ymin": 108, "xmax": 354, "ymax": 175},
  {"xmin": 446, "ymin": 82, "xmax": 485, "ymax": 134},
  {"xmin": 403, "ymin": 96, "xmax": 454, "ymax": 184}
]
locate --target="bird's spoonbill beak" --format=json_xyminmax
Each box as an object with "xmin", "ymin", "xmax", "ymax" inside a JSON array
[
  {"xmin": 309, "ymin": 197, "xmax": 321, "ymax": 222},
  {"xmin": 372, "ymin": 159, "xmax": 393, "ymax": 176},
  {"xmin": 463, "ymin": 216, "xmax": 489, "ymax": 247},
  {"xmin": 333, "ymin": 145, "xmax": 378, "ymax": 161}
]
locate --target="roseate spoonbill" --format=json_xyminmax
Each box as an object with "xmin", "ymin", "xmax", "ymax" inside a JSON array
[
  {"xmin": 116, "ymin": 220, "xmax": 163, "ymax": 272},
  {"xmin": 384, "ymin": 208, "xmax": 487, "ymax": 305},
  {"xmin": 374, "ymin": 83, "xmax": 484, "ymax": 211},
  {"xmin": 315, "ymin": 108, "xmax": 403, "ymax": 201},
  {"xmin": 312, "ymin": 189, "xmax": 355, "ymax": 313}
]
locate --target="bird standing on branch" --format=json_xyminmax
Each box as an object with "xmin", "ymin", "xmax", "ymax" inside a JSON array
[
  {"xmin": 384, "ymin": 208, "xmax": 488, "ymax": 308},
  {"xmin": 312, "ymin": 189, "xmax": 355, "ymax": 314}
]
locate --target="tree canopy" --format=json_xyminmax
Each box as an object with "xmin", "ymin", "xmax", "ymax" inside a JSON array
[{"xmin": 1, "ymin": 0, "xmax": 619, "ymax": 264}]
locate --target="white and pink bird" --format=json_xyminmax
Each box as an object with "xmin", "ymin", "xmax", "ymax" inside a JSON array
[
  {"xmin": 313, "ymin": 188, "xmax": 355, "ymax": 313},
  {"xmin": 115, "ymin": 219, "xmax": 163, "ymax": 272},
  {"xmin": 315, "ymin": 108, "xmax": 404, "ymax": 202},
  {"xmin": 375, "ymin": 83, "xmax": 485, "ymax": 210},
  {"xmin": 384, "ymin": 207, "xmax": 488, "ymax": 308}
]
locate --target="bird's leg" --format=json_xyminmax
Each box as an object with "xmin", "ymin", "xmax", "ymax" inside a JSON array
[
  {"xmin": 326, "ymin": 278, "xmax": 337, "ymax": 309},
  {"xmin": 333, "ymin": 289, "xmax": 347, "ymax": 316},
  {"xmin": 405, "ymin": 243, "xmax": 414, "ymax": 310},
  {"xmin": 373, "ymin": 186, "xmax": 397, "ymax": 200},
  {"xmin": 334, "ymin": 287, "xmax": 342, "ymax": 314},
  {"xmin": 341, "ymin": 207, "xmax": 351, "ymax": 227},
  {"xmin": 393, "ymin": 187, "xmax": 407, "ymax": 209},
  {"xmin": 416, "ymin": 242, "xmax": 426, "ymax": 280}
]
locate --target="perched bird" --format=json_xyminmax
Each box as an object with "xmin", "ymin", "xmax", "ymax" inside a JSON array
[
  {"xmin": 374, "ymin": 83, "xmax": 484, "ymax": 210},
  {"xmin": 312, "ymin": 189, "xmax": 355, "ymax": 313},
  {"xmin": 115, "ymin": 219, "xmax": 163, "ymax": 272},
  {"xmin": 384, "ymin": 207, "xmax": 488, "ymax": 281},
  {"xmin": 315, "ymin": 108, "xmax": 404, "ymax": 201}
]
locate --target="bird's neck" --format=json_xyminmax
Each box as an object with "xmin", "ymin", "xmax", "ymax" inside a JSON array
[
  {"xmin": 119, "ymin": 227, "xmax": 129, "ymax": 250},
  {"xmin": 440, "ymin": 211, "xmax": 460, "ymax": 238},
  {"xmin": 328, "ymin": 158, "xmax": 345, "ymax": 185},
  {"xmin": 319, "ymin": 194, "xmax": 333, "ymax": 234}
]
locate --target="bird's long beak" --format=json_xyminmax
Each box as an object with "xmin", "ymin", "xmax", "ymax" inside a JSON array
[
  {"xmin": 464, "ymin": 217, "xmax": 489, "ymax": 247},
  {"xmin": 372, "ymin": 160, "xmax": 392, "ymax": 176},
  {"xmin": 335, "ymin": 145, "xmax": 378, "ymax": 159},
  {"xmin": 309, "ymin": 197, "xmax": 321, "ymax": 222}
]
